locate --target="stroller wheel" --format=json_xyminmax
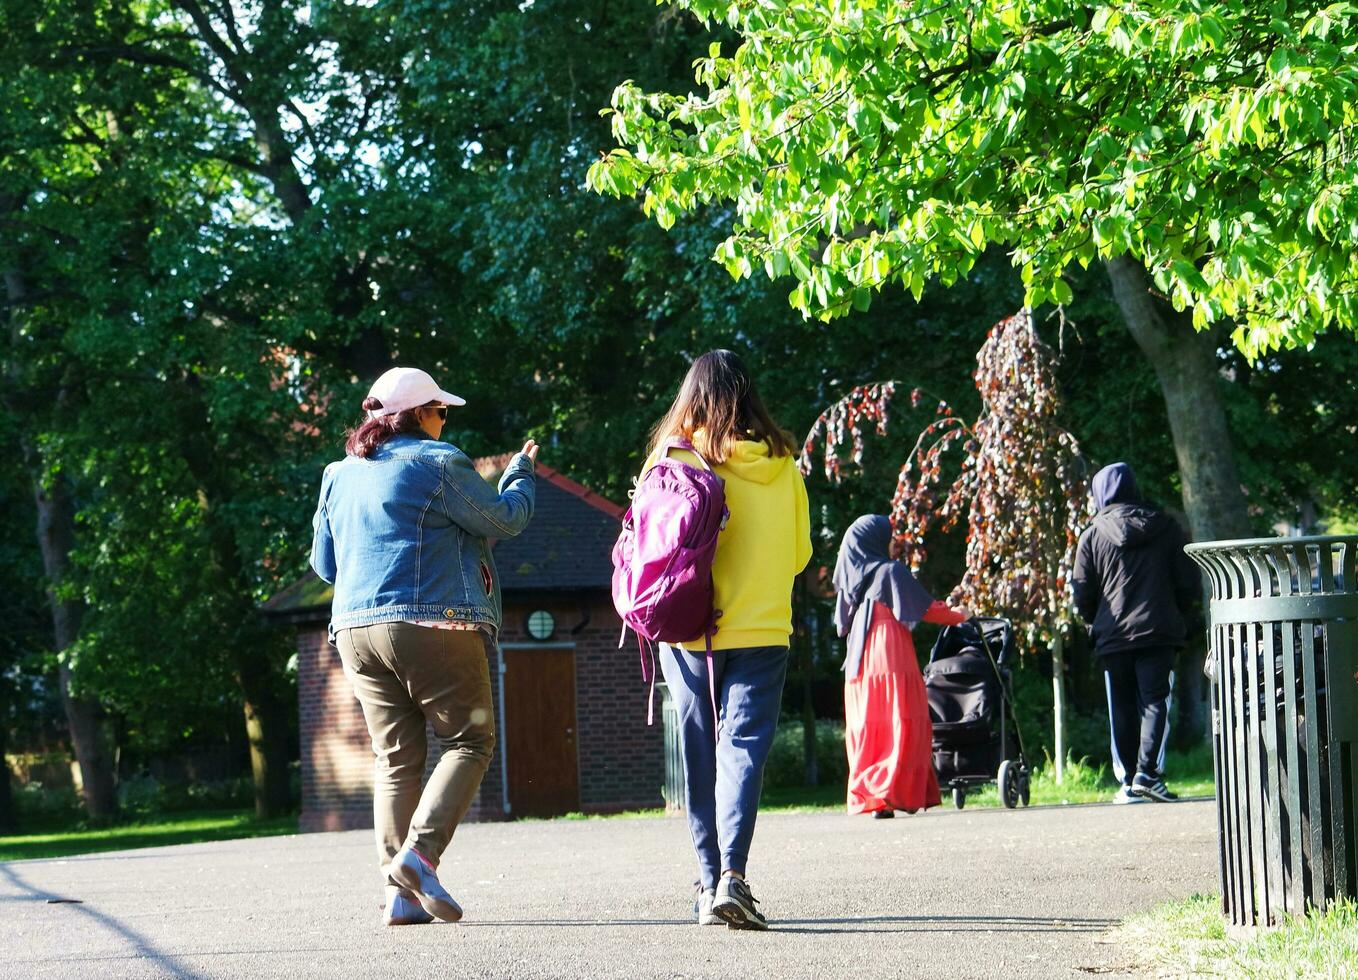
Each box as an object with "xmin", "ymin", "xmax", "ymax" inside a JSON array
[
  {"xmin": 952, "ymin": 786, "xmax": 966, "ymax": 810},
  {"xmin": 1018, "ymin": 767, "xmax": 1031, "ymax": 807},
  {"xmin": 998, "ymin": 760, "xmax": 1020, "ymax": 809}
]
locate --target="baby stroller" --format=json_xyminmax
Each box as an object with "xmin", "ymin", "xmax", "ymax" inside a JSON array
[{"xmin": 924, "ymin": 617, "xmax": 1032, "ymax": 809}]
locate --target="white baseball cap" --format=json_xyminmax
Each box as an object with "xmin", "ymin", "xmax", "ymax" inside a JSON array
[{"xmin": 365, "ymin": 367, "xmax": 466, "ymax": 418}]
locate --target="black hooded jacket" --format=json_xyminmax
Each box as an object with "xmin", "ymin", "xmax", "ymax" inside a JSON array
[{"xmin": 1072, "ymin": 464, "xmax": 1199, "ymax": 655}]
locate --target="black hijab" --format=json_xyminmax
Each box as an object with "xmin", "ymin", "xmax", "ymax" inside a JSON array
[{"xmin": 833, "ymin": 515, "xmax": 935, "ymax": 679}]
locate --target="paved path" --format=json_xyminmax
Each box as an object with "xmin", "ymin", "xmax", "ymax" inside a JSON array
[{"xmin": 2, "ymin": 800, "xmax": 1216, "ymax": 979}]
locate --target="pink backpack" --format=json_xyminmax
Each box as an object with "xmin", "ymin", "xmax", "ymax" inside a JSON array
[{"xmin": 611, "ymin": 440, "xmax": 727, "ymax": 728}]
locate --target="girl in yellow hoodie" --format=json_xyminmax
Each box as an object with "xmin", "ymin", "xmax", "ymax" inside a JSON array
[{"xmin": 650, "ymin": 350, "xmax": 811, "ymax": 931}]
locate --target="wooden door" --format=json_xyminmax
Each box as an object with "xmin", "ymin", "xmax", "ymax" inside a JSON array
[{"xmin": 502, "ymin": 646, "xmax": 580, "ymax": 817}]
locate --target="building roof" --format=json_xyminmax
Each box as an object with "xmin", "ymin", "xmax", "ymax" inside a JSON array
[
  {"xmin": 262, "ymin": 458, "xmax": 623, "ymax": 621},
  {"xmin": 479, "ymin": 458, "xmax": 624, "ymax": 594}
]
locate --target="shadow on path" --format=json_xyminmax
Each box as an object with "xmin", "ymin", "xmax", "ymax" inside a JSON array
[
  {"xmin": 0, "ymin": 863, "xmax": 208, "ymax": 979},
  {"xmin": 461, "ymin": 914, "xmax": 1118, "ymax": 935},
  {"xmin": 773, "ymin": 913, "xmax": 1118, "ymax": 935}
]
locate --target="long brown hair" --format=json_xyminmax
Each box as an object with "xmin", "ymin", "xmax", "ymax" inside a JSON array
[
  {"xmin": 648, "ymin": 350, "xmax": 795, "ymax": 464},
  {"xmin": 344, "ymin": 397, "xmax": 426, "ymax": 458}
]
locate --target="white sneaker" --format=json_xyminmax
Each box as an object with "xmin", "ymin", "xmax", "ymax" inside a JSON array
[
  {"xmin": 693, "ymin": 883, "xmax": 721, "ymax": 925},
  {"xmin": 1113, "ymin": 784, "xmax": 1147, "ymax": 805}
]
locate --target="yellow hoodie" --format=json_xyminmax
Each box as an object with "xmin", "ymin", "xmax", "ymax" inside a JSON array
[{"xmin": 656, "ymin": 440, "xmax": 812, "ymax": 651}]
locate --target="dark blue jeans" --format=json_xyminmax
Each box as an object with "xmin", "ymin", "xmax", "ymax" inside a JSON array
[{"xmin": 659, "ymin": 643, "xmax": 788, "ymax": 891}]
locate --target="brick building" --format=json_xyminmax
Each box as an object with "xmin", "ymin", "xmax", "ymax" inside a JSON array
[{"xmin": 263, "ymin": 460, "xmax": 665, "ymax": 831}]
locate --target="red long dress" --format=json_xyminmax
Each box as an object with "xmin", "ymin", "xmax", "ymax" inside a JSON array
[{"xmin": 845, "ymin": 600, "xmax": 966, "ymax": 814}]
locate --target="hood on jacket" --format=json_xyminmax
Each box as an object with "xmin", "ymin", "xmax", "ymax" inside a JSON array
[
  {"xmin": 721, "ymin": 439, "xmax": 795, "ymax": 484},
  {"xmin": 1092, "ymin": 504, "xmax": 1174, "ymax": 548},
  {"xmin": 1092, "ymin": 462, "xmax": 1141, "ymax": 510}
]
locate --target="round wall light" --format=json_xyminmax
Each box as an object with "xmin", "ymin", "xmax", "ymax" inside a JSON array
[{"xmin": 526, "ymin": 609, "xmax": 556, "ymax": 641}]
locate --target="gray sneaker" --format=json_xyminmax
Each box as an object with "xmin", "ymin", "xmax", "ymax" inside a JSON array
[
  {"xmin": 712, "ymin": 875, "xmax": 768, "ymax": 931},
  {"xmin": 390, "ymin": 845, "xmax": 463, "ymax": 922},
  {"xmin": 693, "ymin": 882, "xmax": 721, "ymax": 925}
]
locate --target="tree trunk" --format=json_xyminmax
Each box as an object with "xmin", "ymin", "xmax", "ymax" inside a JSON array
[
  {"xmin": 1103, "ymin": 257, "xmax": 1252, "ymax": 543},
  {"xmin": 798, "ymin": 583, "xmax": 819, "ymax": 787},
  {"xmin": 237, "ymin": 649, "xmax": 294, "ymax": 818},
  {"xmin": 179, "ymin": 420, "xmax": 293, "ymax": 819},
  {"xmin": 1105, "ymin": 256, "xmax": 1247, "ymax": 747},
  {"xmin": 801, "ymin": 679, "xmax": 819, "ymax": 787},
  {"xmin": 1174, "ymin": 646, "xmax": 1205, "ymax": 749},
  {"xmin": 33, "ymin": 476, "xmax": 120, "ymax": 821},
  {"xmin": 1051, "ymin": 633, "xmax": 1066, "ymax": 784},
  {"xmin": 4, "ymin": 260, "xmax": 119, "ymax": 822},
  {"xmin": 0, "ymin": 712, "xmax": 14, "ymax": 832},
  {"xmin": 204, "ymin": 549, "xmax": 293, "ymax": 819}
]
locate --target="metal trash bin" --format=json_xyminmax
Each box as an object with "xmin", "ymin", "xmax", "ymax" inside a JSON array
[
  {"xmin": 659, "ymin": 682, "xmax": 686, "ymax": 812},
  {"xmin": 1186, "ymin": 535, "xmax": 1358, "ymax": 926}
]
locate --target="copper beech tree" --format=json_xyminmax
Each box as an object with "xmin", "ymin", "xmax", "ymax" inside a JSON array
[{"xmin": 803, "ymin": 311, "xmax": 1089, "ymax": 779}]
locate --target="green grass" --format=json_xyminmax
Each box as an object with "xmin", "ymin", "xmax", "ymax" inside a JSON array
[
  {"xmin": 522, "ymin": 786, "xmax": 850, "ymax": 821},
  {"xmin": 760, "ymin": 783, "xmax": 847, "ymax": 812},
  {"xmin": 534, "ymin": 807, "xmax": 664, "ymax": 822},
  {"xmin": 753, "ymin": 743, "xmax": 1216, "ymax": 813},
  {"xmin": 1117, "ymin": 894, "xmax": 1358, "ymax": 977},
  {"xmin": 0, "ymin": 810, "xmax": 298, "ymax": 862},
  {"xmin": 967, "ymin": 742, "xmax": 1216, "ymax": 809}
]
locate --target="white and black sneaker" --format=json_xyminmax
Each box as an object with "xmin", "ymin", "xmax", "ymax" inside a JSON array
[
  {"xmin": 694, "ymin": 882, "xmax": 721, "ymax": 926},
  {"xmin": 1112, "ymin": 784, "xmax": 1147, "ymax": 805},
  {"xmin": 1129, "ymin": 773, "xmax": 1178, "ymax": 802},
  {"xmin": 712, "ymin": 875, "xmax": 768, "ymax": 931}
]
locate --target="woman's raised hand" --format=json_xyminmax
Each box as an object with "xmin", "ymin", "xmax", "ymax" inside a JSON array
[
  {"xmin": 953, "ymin": 604, "xmax": 973, "ymax": 621},
  {"xmin": 521, "ymin": 439, "xmax": 540, "ymax": 464}
]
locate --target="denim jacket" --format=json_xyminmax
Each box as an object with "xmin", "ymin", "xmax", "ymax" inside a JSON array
[{"xmin": 310, "ymin": 434, "xmax": 535, "ymax": 640}]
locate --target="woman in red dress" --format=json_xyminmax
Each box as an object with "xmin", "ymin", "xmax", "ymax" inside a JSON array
[{"xmin": 834, "ymin": 516, "xmax": 969, "ymax": 818}]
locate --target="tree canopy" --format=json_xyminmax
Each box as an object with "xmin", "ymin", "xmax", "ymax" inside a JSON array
[{"xmin": 589, "ymin": 0, "xmax": 1358, "ymax": 356}]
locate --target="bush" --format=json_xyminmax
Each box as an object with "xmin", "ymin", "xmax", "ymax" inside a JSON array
[
  {"xmin": 1006, "ymin": 656, "xmax": 1115, "ymax": 767},
  {"xmin": 114, "ymin": 773, "xmax": 256, "ymax": 817},
  {"xmin": 13, "ymin": 782, "xmax": 83, "ymax": 829},
  {"xmin": 159, "ymin": 776, "xmax": 257, "ymax": 813},
  {"xmin": 10, "ymin": 767, "xmax": 300, "ymax": 831},
  {"xmin": 764, "ymin": 719, "xmax": 848, "ymax": 789}
]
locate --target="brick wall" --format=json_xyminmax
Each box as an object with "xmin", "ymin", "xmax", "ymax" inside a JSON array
[
  {"xmin": 296, "ymin": 592, "xmax": 664, "ymax": 833},
  {"xmin": 566, "ymin": 596, "xmax": 667, "ymax": 811},
  {"xmin": 296, "ymin": 627, "xmax": 375, "ymax": 832},
  {"xmin": 464, "ymin": 639, "xmax": 505, "ymax": 823}
]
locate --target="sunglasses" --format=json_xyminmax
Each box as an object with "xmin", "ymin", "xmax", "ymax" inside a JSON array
[{"xmin": 432, "ymin": 406, "xmax": 448, "ymax": 421}]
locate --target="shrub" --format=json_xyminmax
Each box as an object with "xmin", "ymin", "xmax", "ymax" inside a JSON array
[
  {"xmin": 764, "ymin": 720, "xmax": 849, "ymax": 789},
  {"xmin": 13, "ymin": 782, "xmax": 83, "ymax": 829}
]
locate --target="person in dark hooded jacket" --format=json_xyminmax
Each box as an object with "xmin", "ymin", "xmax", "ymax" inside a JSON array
[{"xmin": 1073, "ymin": 462, "xmax": 1199, "ymax": 803}]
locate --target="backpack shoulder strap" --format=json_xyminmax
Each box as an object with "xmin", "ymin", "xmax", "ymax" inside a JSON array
[{"xmin": 658, "ymin": 437, "xmax": 714, "ymax": 472}]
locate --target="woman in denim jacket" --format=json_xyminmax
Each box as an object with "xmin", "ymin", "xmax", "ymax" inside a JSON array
[{"xmin": 310, "ymin": 367, "xmax": 536, "ymax": 926}]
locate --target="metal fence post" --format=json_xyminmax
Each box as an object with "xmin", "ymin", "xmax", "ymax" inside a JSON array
[{"xmin": 659, "ymin": 682, "xmax": 686, "ymax": 812}]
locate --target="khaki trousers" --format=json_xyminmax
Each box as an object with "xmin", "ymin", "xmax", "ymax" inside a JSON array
[{"xmin": 336, "ymin": 622, "xmax": 495, "ymax": 883}]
